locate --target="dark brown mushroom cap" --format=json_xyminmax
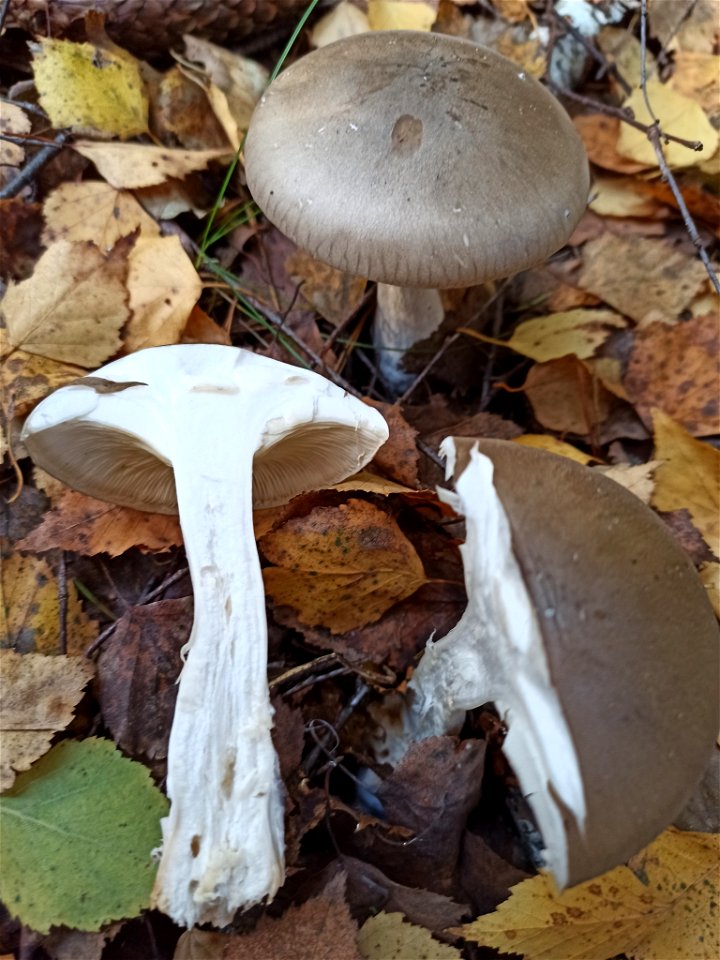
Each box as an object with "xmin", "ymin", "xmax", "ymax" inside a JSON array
[
  {"xmin": 451, "ymin": 437, "xmax": 719, "ymax": 884},
  {"xmin": 244, "ymin": 31, "xmax": 590, "ymax": 288}
]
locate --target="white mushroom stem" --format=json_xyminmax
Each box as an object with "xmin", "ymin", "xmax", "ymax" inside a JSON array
[
  {"xmin": 151, "ymin": 401, "xmax": 283, "ymax": 928},
  {"xmin": 376, "ymin": 439, "xmax": 586, "ymax": 888},
  {"xmin": 372, "ymin": 285, "xmax": 445, "ymax": 393}
]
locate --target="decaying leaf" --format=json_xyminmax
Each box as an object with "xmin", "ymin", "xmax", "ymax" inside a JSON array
[
  {"xmin": 576, "ymin": 234, "xmax": 710, "ymax": 325},
  {"xmin": 454, "ymin": 829, "xmax": 719, "ymax": 960},
  {"xmin": 0, "ymin": 349, "xmax": 85, "ymax": 426},
  {"xmin": 513, "ymin": 434, "xmax": 595, "ymax": 464},
  {"xmin": 521, "ymin": 356, "xmax": 616, "ymax": 436},
  {"xmin": 368, "ymin": 0, "xmax": 438, "ymax": 32},
  {"xmin": 0, "ymin": 650, "xmax": 94, "ymax": 790},
  {"xmin": 42, "ymin": 182, "xmax": 160, "ymax": 248},
  {"xmin": 17, "ymin": 485, "xmax": 182, "ymax": 557},
  {"xmin": 1, "ymin": 553, "xmax": 97, "ymax": 655},
  {"xmin": 261, "ymin": 499, "xmax": 427, "ymax": 634},
  {"xmin": 1, "ymin": 238, "xmax": 130, "ymax": 366},
  {"xmin": 624, "ymin": 315, "xmax": 720, "ymax": 436},
  {"xmin": 310, "ymin": 1, "xmax": 370, "ymax": 47},
  {"xmin": 0, "ymin": 737, "xmax": 167, "ymax": 933},
  {"xmin": 358, "ymin": 912, "xmax": 461, "ymax": 960},
  {"xmin": 73, "ymin": 142, "xmax": 229, "ymax": 189},
  {"xmin": 286, "ymin": 248, "xmax": 367, "ymax": 328},
  {"xmin": 651, "ymin": 410, "xmax": 719, "ymax": 555},
  {"xmin": 31, "ymin": 38, "xmax": 148, "ymax": 139},
  {"xmin": 596, "ymin": 461, "xmax": 660, "ymax": 504},
  {"xmin": 0, "ymin": 103, "xmax": 31, "ymax": 184}
]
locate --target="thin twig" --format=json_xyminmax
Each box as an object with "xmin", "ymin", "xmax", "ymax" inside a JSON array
[
  {"xmin": 0, "ymin": 131, "xmax": 69, "ymax": 200},
  {"xmin": 57, "ymin": 551, "xmax": 68, "ymax": 655}
]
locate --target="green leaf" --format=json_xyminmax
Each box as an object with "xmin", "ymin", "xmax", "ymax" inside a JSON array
[{"xmin": 0, "ymin": 737, "xmax": 167, "ymax": 933}]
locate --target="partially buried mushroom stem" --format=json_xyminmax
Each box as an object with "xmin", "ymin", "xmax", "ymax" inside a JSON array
[{"xmin": 21, "ymin": 345, "xmax": 388, "ymax": 927}]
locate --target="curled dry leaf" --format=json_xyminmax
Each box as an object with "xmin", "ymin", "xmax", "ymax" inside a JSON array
[
  {"xmin": 454, "ymin": 829, "xmax": 719, "ymax": 960},
  {"xmin": 624, "ymin": 314, "xmax": 720, "ymax": 436},
  {"xmin": 17, "ymin": 485, "xmax": 182, "ymax": 557},
  {"xmin": 261, "ymin": 499, "xmax": 427, "ymax": 634},
  {"xmin": 0, "ymin": 650, "xmax": 94, "ymax": 790},
  {"xmin": 42, "ymin": 182, "xmax": 160, "ymax": 248},
  {"xmin": 73, "ymin": 142, "xmax": 230, "ymax": 189},
  {"xmin": 651, "ymin": 410, "xmax": 719, "ymax": 556}
]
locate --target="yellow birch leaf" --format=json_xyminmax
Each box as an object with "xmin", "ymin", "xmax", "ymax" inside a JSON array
[
  {"xmin": 670, "ymin": 51, "xmax": 720, "ymax": 115},
  {"xmin": 359, "ymin": 912, "xmax": 460, "ymax": 959},
  {"xmin": 454, "ymin": 829, "xmax": 720, "ymax": 960},
  {"xmin": 261, "ymin": 499, "xmax": 427, "ymax": 634},
  {"xmin": 310, "ymin": 1, "xmax": 370, "ymax": 47},
  {"xmin": 368, "ymin": 0, "xmax": 438, "ymax": 32},
  {"xmin": 30, "ymin": 38, "xmax": 148, "ymax": 139},
  {"xmin": 506, "ymin": 309, "xmax": 627, "ymax": 362},
  {"xmin": 0, "ymin": 650, "xmax": 94, "ymax": 790},
  {"xmin": 0, "ymin": 350, "xmax": 85, "ymax": 422},
  {"xmin": 596, "ymin": 460, "xmax": 660, "ymax": 504},
  {"xmin": 42, "ymin": 182, "xmax": 160, "ymax": 248},
  {"xmin": 0, "ymin": 554, "xmax": 98, "ymax": 656},
  {"xmin": 0, "ymin": 103, "xmax": 31, "ymax": 171},
  {"xmin": 617, "ymin": 82, "xmax": 718, "ymax": 168},
  {"xmin": 651, "ymin": 410, "xmax": 720, "ymax": 555},
  {"xmin": 589, "ymin": 176, "xmax": 664, "ymax": 218},
  {"xmin": 512, "ymin": 435, "xmax": 594, "ymax": 464},
  {"xmin": 123, "ymin": 236, "xmax": 201, "ymax": 352},
  {"xmin": 73, "ymin": 142, "xmax": 230, "ymax": 189},
  {"xmin": 1, "ymin": 239, "xmax": 129, "ymax": 366}
]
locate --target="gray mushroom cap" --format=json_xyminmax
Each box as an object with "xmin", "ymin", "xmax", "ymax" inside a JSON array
[
  {"xmin": 452, "ymin": 438, "xmax": 719, "ymax": 884},
  {"xmin": 244, "ymin": 31, "xmax": 590, "ymax": 288}
]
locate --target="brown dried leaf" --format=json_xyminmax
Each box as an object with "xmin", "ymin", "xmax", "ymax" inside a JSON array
[
  {"xmin": 150, "ymin": 66, "xmax": 229, "ymax": 150},
  {"xmin": 73, "ymin": 141, "xmax": 229, "ymax": 189},
  {"xmin": 365, "ymin": 401, "xmax": 419, "ymax": 486},
  {"xmin": 0, "ymin": 350, "xmax": 85, "ymax": 422},
  {"xmin": 96, "ymin": 598, "xmax": 191, "ymax": 761},
  {"xmin": 573, "ymin": 114, "xmax": 647, "ymax": 174},
  {"xmin": 0, "ymin": 650, "xmax": 94, "ymax": 789},
  {"xmin": 286, "ymin": 248, "xmax": 367, "ymax": 327},
  {"xmin": 180, "ymin": 305, "xmax": 232, "ymax": 345},
  {"xmin": 624, "ymin": 315, "xmax": 720, "ymax": 436},
  {"xmin": 358, "ymin": 912, "xmax": 461, "ymax": 960},
  {"xmin": 0, "ymin": 199, "xmax": 44, "ymax": 281},
  {"xmin": 261, "ymin": 499, "xmax": 427, "ymax": 634},
  {"xmin": 576, "ymin": 234, "xmax": 710, "ymax": 325},
  {"xmin": 222, "ymin": 873, "xmax": 360, "ymax": 960},
  {"xmin": 42, "ymin": 182, "xmax": 160, "ymax": 247},
  {"xmin": 1, "ymin": 238, "xmax": 131, "ymax": 366},
  {"xmin": 17, "ymin": 485, "xmax": 182, "ymax": 557},
  {"xmin": 521, "ymin": 356, "xmax": 615, "ymax": 436}
]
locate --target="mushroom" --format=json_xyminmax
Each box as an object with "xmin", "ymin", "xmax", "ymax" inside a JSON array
[
  {"xmin": 243, "ymin": 30, "xmax": 590, "ymax": 391},
  {"xmin": 20, "ymin": 344, "xmax": 388, "ymax": 926},
  {"xmin": 380, "ymin": 437, "xmax": 719, "ymax": 886}
]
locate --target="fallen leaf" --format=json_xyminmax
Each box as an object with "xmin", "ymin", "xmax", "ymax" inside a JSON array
[
  {"xmin": 494, "ymin": 0, "xmax": 533, "ymax": 24},
  {"xmin": 41, "ymin": 924, "xmax": 122, "ymax": 960},
  {"xmin": 261, "ymin": 499, "xmax": 427, "ymax": 634},
  {"xmin": 17, "ymin": 485, "xmax": 182, "ymax": 557},
  {"xmin": 617, "ymin": 82, "xmax": 718, "ymax": 168},
  {"xmin": 174, "ymin": 929, "xmax": 229, "ymax": 959},
  {"xmin": 576, "ymin": 234, "xmax": 709, "ymax": 325},
  {"xmin": 150, "ymin": 66, "xmax": 229, "ymax": 151},
  {"xmin": 1, "ymin": 238, "xmax": 130, "ymax": 366},
  {"xmin": 365, "ymin": 401, "xmax": 419, "ymax": 486},
  {"xmin": 223, "ymin": 873, "xmax": 360, "ymax": 960},
  {"xmin": 0, "ymin": 737, "xmax": 167, "ymax": 933},
  {"xmin": 42, "ymin": 182, "xmax": 160, "ymax": 248},
  {"xmin": 73, "ymin": 142, "xmax": 229, "ymax": 189},
  {"xmin": 123, "ymin": 235, "xmax": 202, "ymax": 351},
  {"xmin": 0, "ymin": 350, "xmax": 85, "ymax": 423},
  {"xmin": 0, "ymin": 650, "xmax": 94, "ymax": 790},
  {"xmin": 31, "ymin": 38, "xmax": 148, "ymax": 138},
  {"xmin": 96, "ymin": 598, "xmax": 190, "ymax": 761},
  {"xmin": 1, "ymin": 553, "xmax": 97, "ymax": 655},
  {"xmin": 596, "ymin": 461, "xmax": 660, "ymax": 504},
  {"xmin": 513, "ymin": 435, "xmax": 595, "ymax": 464},
  {"xmin": 368, "ymin": 0, "xmax": 438, "ymax": 31},
  {"xmin": 589, "ymin": 176, "xmax": 666, "ymax": 219},
  {"xmin": 521, "ymin": 356, "xmax": 616, "ymax": 437},
  {"xmin": 286, "ymin": 248, "xmax": 367, "ymax": 327},
  {"xmin": 651, "ymin": 410, "xmax": 719, "ymax": 555},
  {"xmin": 0, "ymin": 103, "xmax": 31, "ymax": 182},
  {"xmin": 181, "ymin": 305, "xmax": 232, "ymax": 345},
  {"xmin": 311, "ymin": 1, "xmax": 370, "ymax": 47},
  {"xmin": 0, "ymin": 199, "xmax": 44, "ymax": 281},
  {"xmin": 624, "ymin": 315, "xmax": 720, "ymax": 436},
  {"xmin": 358, "ymin": 912, "xmax": 461, "ymax": 959},
  {"xmin": 454, "ymin": 829, "xmax": 720, "ymax": 960},
  {"xmin": 573, "ymin": 114, "xmax": 647, "ymax": 174}
]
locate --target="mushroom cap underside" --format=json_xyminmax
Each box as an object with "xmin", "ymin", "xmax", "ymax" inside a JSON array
[
  {"xmin": 244, "ymin": 30, "xmax": 590, "ymax": 288},
  {"xmin": 21, "ymin": 344, "xmax": 389, "ymax": 514},
  {"xmin": 451, "ymin": 437, "xmax": 719, "ymax": 884}
]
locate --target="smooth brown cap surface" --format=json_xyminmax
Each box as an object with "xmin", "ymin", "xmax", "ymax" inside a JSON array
[
  {"xmin": 244, "ymin": 31, "xmax": 590, "ymax": 288},
  {"xmin": 452, "ymin": 437, "xmax": 719, "ymax": 884}
]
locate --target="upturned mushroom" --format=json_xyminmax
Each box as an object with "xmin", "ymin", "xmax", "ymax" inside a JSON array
[
  {"xmin": 20, "ymin": 344, "xmax": 388, "ymax": 926},
  {"xmin": 379, "ymin": 437, "xmax": 719, "ymax": 886},
  {"xmin": 243, "ymin": 30, "xmax": 590, "ymax": 390}
]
